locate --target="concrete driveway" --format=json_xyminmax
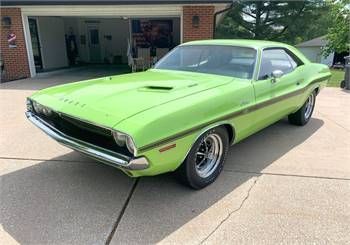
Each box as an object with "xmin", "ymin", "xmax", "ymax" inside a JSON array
[{"xmin": 1, "ymin": 68, "xmax": 349, "ymax": 244}]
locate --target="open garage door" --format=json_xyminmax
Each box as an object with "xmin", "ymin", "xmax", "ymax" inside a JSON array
[
  {"xmin": 21, "ymin": 5, "xmax": 184, "ymax": 77},
  {"xmin": 26, "ymin": 15, "xmax": 181, "ymax": 74}
]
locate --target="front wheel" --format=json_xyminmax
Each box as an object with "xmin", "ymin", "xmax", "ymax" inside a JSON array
[
  {"xmin": 288, "ymin": 91, "xmax": 316, "ymax": 126},
  {"xmin": 176, "ymin": 127, "xmax": 229, "ymax": 189}
]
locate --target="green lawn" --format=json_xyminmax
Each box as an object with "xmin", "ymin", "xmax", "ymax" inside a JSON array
[{"xmin": 328, "ymin": 69, "xmax": 345, "ymax": 87}]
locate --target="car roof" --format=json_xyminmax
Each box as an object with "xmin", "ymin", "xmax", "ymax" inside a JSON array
[
  {"xmin": 181, "ymin": 39, "xmax": 311, "ymax": 64},
  {"xmin": 181, "ymin": 39, "xmax": 291, "ymax": 49}
]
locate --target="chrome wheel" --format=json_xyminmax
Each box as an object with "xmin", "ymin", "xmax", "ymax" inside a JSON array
[
  {"xmin": 195, "ymin": 133, "xmax": 223, "ymax": 178},
  {"xmin": 304, "ymin": 93, "xmax": 315, "ymax": 119}
]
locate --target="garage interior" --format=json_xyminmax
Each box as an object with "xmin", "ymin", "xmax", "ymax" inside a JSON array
[{"xmin": 27, "ymin": 16, "xmax": 181, "ymax": 73}]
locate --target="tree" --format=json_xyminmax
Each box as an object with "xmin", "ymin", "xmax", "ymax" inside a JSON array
[
  {"xmin": 282, "ymin": 2, "xmax": 332, "ymax": 44},
  {"xmin": 323, "ymin": 0, "xmax": 350, "ymax": 56},
  {"xmin": 216, "ymin": 0, "xmax": 331, "ymax": 44}
]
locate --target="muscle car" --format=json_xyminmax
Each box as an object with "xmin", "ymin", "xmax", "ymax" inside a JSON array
[{"xmin": 26, "ymin": 40, "xmax": 331, "ymax": 189}]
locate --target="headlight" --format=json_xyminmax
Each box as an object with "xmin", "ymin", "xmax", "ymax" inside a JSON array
[
  {"xmin": 26, "ymin": 98, "xmax": 33, "ymax": 112},
  {"xmin": 32, "ymin": 101, "xmax": 42, "ymax": 113},
  {"xmin": 112, "ymin": 131, "xmax": 137, "ymax": 156},
  {"xmin": 126, "ymin": 136, "xmax": 136, "ymax": 155},
  {"xmin": 31, "ymin": 100, "xmax": 52, "ymax": 116},
  {"xmin": 42, "ymin": 107, "xmax": 52, "ymax": 116},
  {"xmin": 112, "ymin": 131, "xmax": 127, "ymax": 146}
]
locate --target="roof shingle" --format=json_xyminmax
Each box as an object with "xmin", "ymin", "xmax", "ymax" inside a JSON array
[{"xmin": 296, "ymin": 36, "xmax": 328, "ymax": 47}]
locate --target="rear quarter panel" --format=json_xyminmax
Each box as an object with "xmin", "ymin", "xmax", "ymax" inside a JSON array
[{"xmin": 296, "ymin": 63, "xmax": 331, "ymax": 109}]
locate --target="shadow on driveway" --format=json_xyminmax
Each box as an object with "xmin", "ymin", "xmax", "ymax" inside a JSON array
[
  {"xmin": 0, "ymin": 118, "xmax": 324, "ymax": 244},
  {"xmin": 0, "ymin": 65, "xmax": 131, "ymax": 91},
  {"xmin": 111, "ymin": 118, "xmax": 324, "ymax": 244}
]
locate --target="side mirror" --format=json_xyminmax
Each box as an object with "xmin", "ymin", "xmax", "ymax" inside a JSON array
[{"xmin": 271, "ymin": 70, "xmax": 284, "ymax": 83}]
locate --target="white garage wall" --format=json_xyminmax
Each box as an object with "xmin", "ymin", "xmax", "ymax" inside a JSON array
[
  {"xmin": 63, "ymin": 18, "xmax": 130, "ymax": 63},
  {"xmin": 100, "ymin": 19, "xmax": 130, "ymax": 63},
  {"xmin": 63, "ymin": 17, "xmax": 180, "ymax": 64},
  {"xmin": 37, "ymin": 17, "xmax": 68, "ymax": 69},
  {"xmin": 63, "ymin": 18, "xmax": 86, "ymax": 61}
]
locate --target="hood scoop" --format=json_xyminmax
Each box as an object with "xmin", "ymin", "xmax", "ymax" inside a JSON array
[
  {"xmin": 138, "ymin": 83, "xmax": 199, "ymax": 93},
  {"xmin": 139, "ymin": 85, "xmax": 174, "ymax": 92}
]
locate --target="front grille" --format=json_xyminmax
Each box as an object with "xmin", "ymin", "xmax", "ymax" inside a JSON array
[{"xmin": 34, "ymin": 109, "xmax": 133, "ymax": 157}]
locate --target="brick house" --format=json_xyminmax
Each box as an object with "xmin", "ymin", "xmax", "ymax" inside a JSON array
[{"xmin": 0, "ymin": 0, "xmax": 231, "ymax": 82}]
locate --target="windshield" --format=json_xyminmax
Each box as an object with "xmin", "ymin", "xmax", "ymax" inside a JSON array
[{"xmin": 154, "ymin": 45, "xmax": 257, "ymax": 79}]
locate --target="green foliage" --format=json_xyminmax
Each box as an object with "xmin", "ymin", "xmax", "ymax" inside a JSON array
[
  {"xmin": 216, "ymin": 0, "xmax": 331, "ymax": 45},
  {"xmin": 323, "ymin": 0, "xmax": 350, "ymax": 56},
  {"xmin": 328, "ymin": 69, "xmax": 345, "ymax": 87}
]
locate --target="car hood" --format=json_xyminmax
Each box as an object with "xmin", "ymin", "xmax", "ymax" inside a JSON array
[{"xmin": 31, "ymin": 69, "xmax": 233, "ymax": 128}]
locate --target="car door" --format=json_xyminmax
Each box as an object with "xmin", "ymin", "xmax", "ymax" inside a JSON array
[
  {"xmin": 252, "ymin": 48, "xmax": 303, "ymax": 130},
  {"xmin": 269, "ymin": 48, "xmax": 305, "ymax": 115}
]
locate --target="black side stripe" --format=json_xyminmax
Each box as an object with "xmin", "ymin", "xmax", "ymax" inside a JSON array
[{"xmin": 138, "ymin": 75, "xmax": 331, "ymax": 152}]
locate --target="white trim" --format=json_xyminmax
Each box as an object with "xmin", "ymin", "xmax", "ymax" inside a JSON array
[
  {"xmin": 29, "ymin": 17, "xmax": 46, "ymax": 69},
  {"xmin": 22, "ymin": 13, "xmax": 36, "ymax": 77},
  {"xmin": 180, "ymin": 11, "xmax": 183, "ymax": 43},
  {"xmin": 20, "ymin": 5, "xmax": 183, "ymax": 16},
  {"xmin": 214, "ymin": 4, "xmax": 231, "ymax": 26},
  {"xmin": 20, "ymin": 3, "xmax": 228, "ymax": 16}
]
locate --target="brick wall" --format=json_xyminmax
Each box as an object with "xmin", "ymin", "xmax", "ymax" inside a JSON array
[
  {"xmin": 183, "ymin": 6, "xmax": 214, "ymax": 43},
  {"xmin": 0, "ymin": 8, "xmax": 30, "ymax": 82}
]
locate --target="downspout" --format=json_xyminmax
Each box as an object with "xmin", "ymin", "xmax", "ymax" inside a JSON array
[{"xmin": 213, "ymin": 2, "xmax": 234, "ymax": 39}]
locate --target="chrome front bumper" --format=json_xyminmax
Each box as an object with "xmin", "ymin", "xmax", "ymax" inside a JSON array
[{"xmin": 25, "ymin": 111, "xmax": 149, "ymax": 170}]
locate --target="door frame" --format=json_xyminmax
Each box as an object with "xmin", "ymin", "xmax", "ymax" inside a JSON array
[
  {"xmin": 28, "ymin": 17, "xmax": 44, "ymax": 71},
  {"xmin": 85, "ymin": 22, "xmax": 101, "ymax": 63}
]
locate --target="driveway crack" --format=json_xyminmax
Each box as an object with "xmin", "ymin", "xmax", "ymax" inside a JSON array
[
  {"xmin": 199, "ymin": 176, "xmax": 260, "ymax": 244},
  {"xmin": 317, "ymin": 111, "xmax": 350, "ymax": 132},
  {"xmin": 105, "ymin": 178, "xmax": 140, "ymax": 245}
]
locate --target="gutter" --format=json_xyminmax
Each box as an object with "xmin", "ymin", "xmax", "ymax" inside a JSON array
[
  {"xmin": 213, "ymin": 2, "xmax": 234, "ymax": 38},
  {"xmin": 1, "ymin": 0, "xmax": 232, "ymax": 6}
]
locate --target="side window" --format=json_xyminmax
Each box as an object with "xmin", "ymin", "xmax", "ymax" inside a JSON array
[
  {"xmin": 286, "ymin": 53, "xmax": 298, "ymax": 69},
  {"xmin": 259, "ymin": 49, "xmax": 298, "ymax": 80}
]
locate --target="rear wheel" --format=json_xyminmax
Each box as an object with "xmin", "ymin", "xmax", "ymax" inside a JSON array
[
  {"xmin": 288, "ymin": 91, "xmax": 316, "ymax": 126},
  {"xmin": 176, "ymin": 127, "xmax": 229, "ymax": 189}
]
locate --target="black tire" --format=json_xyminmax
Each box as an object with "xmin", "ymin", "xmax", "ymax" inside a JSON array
[
  {"xmin": 340, "ymin": 80, "xmax": 346, "ymax": 89},
  {"xmin": 288, "ymin": 91, "xmax": 316, "ymax": 126},
  {"xmin": 176, "ymin": 126, "xmax": 229, "ymax": 189}
]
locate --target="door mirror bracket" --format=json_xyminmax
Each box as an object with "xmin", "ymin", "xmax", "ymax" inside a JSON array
[{"xmin": 271, "ymin": 70, "xmax": 284, "ymax": 83}]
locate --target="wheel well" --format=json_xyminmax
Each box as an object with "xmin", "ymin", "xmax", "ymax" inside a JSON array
[
  {"xmin": 222, "ymin": 124, "xmax": 235, "ymax": 143},
  {"xmin": 179, "ymin": 123, "xmax": 235, "ymax": 167},
  {"xmin": 314, "ymin": 87, "xmax": 320, "ymax": 95}
]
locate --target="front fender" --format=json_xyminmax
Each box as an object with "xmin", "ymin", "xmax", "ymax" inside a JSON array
[
  {"xmin": 126, "ymin": 120, "xmax": 235, "ymax": 177},
  {"xmin": 113, "ymin": 80, "xmax": 254, "ymax": 176},
  {"xmin": 115, "ymin": 79, "xmax": 252, "ymax": 152}
]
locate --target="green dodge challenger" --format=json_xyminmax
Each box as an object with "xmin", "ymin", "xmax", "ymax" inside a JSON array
[{"xmin": 26, "ymin": 40, "xmax": 331, "ymax": 189}]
